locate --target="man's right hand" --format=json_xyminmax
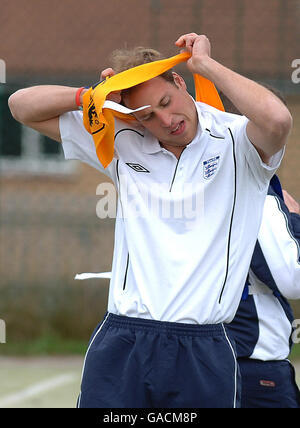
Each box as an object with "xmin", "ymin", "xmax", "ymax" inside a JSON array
[{"xmin": 175, "ymin": 33, "xmax": 211, "ymax": 76}]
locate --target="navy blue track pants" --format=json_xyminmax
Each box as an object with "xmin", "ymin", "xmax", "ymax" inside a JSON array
[
  {"xmin": 238, "ymin": 358, "xmax": 300, "ymax": 408},
  {"xmin": 78, "ymin": 313, "xmax": 240, "ymax": 408}
]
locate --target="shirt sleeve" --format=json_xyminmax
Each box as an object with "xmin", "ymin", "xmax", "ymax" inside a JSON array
[
  {"xmin": 257, "ymin": 194, "xmax": 300, "ymax": 299},
  {"xmin": 59, "ymin": 110, "xmax": 114, "ymax": 178},
  {"xmin": 230, "ymin": 115, "xmax": 285, "ymax": 189}
]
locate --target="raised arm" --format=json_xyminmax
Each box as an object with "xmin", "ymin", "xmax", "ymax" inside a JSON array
[
  {"xmin": 8, "ymin": 85, "xmax": 86, "ymax": 142},
  {"xmin": 175, "ymin": 33, "xmax": 293, "ymax": 164}
]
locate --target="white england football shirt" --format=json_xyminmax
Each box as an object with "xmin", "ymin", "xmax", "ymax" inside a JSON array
[
  {"xmin": 60, "ymin": 101, "xmax": 283, "ymax": 324},
  {"xmin": 249, "ymin": 193, "xmax": 300, "ymax": 360}
]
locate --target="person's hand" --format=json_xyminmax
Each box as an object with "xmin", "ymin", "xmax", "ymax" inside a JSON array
[
  {"xmin": 175, "ymin": 33, "xmax": 211, "ymax": 74},
  {"xmin": 99, "ymin": 67, "xmax": 122, "ymax": 103},
  {"xmin": 282, "ymin": 189, "xmax": 300, "ymax": 214},
  {"xmin": 100, "ymin": 68, "xmax": 115, "ymax": 80}
]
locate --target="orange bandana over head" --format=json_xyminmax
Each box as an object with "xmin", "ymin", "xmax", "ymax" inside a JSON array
[{"xmin": 83, "ymin": 51, "xmax": 224, "ymax": 168}]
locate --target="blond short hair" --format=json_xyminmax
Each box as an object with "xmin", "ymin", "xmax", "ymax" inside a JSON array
[{"xmin": 110, "ymin": 47, "xmax": 175, "ymax": 83}]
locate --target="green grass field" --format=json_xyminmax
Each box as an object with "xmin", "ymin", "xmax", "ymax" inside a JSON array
[{"xmin": 0, "ymin": 356, "xmax": 82, "ymax": 408}]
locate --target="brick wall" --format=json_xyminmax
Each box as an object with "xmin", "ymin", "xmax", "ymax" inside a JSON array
[{"xmin": 1, "ymin": 0, "xmax": 298, "ymax": 78}]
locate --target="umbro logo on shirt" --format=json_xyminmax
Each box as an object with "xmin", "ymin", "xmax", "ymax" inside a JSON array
[{"xmin": 126, "ymin": 163, "xmax": 150, "ymax": 173}]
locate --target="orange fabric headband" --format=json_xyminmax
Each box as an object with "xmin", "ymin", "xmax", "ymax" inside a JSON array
[{"xmin": 82, "ymin": 51, "xmax": 224, "ymax": 168}]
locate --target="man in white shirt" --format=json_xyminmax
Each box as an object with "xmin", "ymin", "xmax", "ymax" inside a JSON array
[
  {"xmin": 221, "ymin": 89, "xmax": 300, "ymax": 408},
  {"xmin": 228, "ymin": 179, "xmax": 300, "ymax": 408},
  {"xmin": 8, "ymin": 33, "xmax": 292, "ymax": 408}
]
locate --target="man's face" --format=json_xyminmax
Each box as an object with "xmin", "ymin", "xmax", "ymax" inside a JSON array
[{"xmin": 123, "ymin": 74, "xmax": 198, "ymax": 148}]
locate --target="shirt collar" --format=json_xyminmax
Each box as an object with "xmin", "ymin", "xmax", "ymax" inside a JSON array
[{"xmin": 141, "ymin": 129, "xmax": 163, "ymax": 154}]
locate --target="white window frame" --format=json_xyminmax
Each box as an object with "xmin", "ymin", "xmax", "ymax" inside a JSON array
[{"xmin": 0, "ymin": 125, "xmax": 78, "ymax": 176}]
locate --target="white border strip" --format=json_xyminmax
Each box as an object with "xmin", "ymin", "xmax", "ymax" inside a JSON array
[
  {"xmin": 222, "ymin": 324, "xmax": 238, "ymax": 408},
  {"xmin": 75, "ymin": 272, "xmax": 112, "ymax": 280},
  {"xmin": 77, "ymin": 312, "xmax": 110, "ymax": 408}
]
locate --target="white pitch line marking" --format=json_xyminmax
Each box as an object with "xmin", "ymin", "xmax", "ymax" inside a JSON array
[{"xmin": 0, "ymin": 373, "xmax": 76, "ymax": 407}]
